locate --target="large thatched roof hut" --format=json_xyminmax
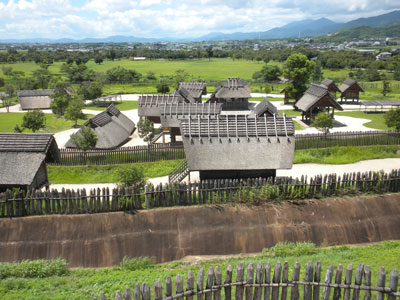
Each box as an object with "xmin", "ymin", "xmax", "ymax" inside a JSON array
[
  {"xmin": 174, "ymin": 82, "xmax": 207, "ymax": 103},
  {"xmin": 295, "ymin": 84, "xmax": 343, "ymax": 121},
  {"xmin": 180, "ymin": 115, "xmax": 295, "ymax": 180},
  {"xmin": 17, "ymin": 89, "xmax": 55, "ymax": 110},
  {"xmin": 138, "ymin": 95, "xmax": 183, "ymax": 123},
  {"xmin": 207, "ymin": 78, "xmax": 251, "ymax": 110},
  {"xmin": 0, "ymin": 133, "xmax": 60, "ymax": 191},
  {"xmin": 66, "ymin": 104, "xmax": 135, "ymax": 149}
]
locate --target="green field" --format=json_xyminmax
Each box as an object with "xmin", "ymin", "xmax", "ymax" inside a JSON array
[
  {"xmin": 335, "ymin": 111, "xmax": 389, "ymax": 130},
  {"xmin": 0, "ymin": 113, "xmax": 92, "ymax": 133},
  {"xmin": 0, "ymin": 241, "xmax": 399, "ymax": 300}
]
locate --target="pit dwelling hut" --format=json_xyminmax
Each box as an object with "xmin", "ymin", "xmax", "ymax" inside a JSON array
[
  {"xmin": 180, "ymin": 115, "xmax": 295, "ymax": 180},
  {"xmin": 17, "ymin": 89, "xmax": 55, "ymax": 110},
  {"xmin": 66, "ymin": 104, "xmax": 135, "ymax": 149},
  {"xmin": 207, "ymin": 78, "xmax": 251, "ymax": 110},
  {"xmin": 339, "ymin": 78, "xmax": 364, "ymax": 103},
  {"xmin": 0, "ymin": 133, "xmax": 61, "ymax": 191},
  {"xmin": 320, "ymin": 79, "xmax": 341, "ymax": 96},
  {"xmin": 295, "ymin": 84, "xmax": 343, "ymax": 121},
  {"xmin": 173, "ymin": 82, "xmax": 207, "ymax": 103},
  {"xmin": 138, "ymin": 94, "xmax": 183, "ymax": 123}
]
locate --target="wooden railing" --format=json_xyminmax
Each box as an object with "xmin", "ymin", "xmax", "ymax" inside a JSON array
[
  {"xmin": 168, "ymin": 160, "xmax": 189, "ymax": 184},
  {"xmin": 93, "ymin": 261, "xmax": 399, "ymax": 300},
  {"xmin": 1, "ymin": 169, "xmax": 400, "ymax": 218}
]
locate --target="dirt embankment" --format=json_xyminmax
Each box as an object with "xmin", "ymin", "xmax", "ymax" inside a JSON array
[{"xmin": 0, "ymin": 194, "xmax": 399, "ymax": 268}]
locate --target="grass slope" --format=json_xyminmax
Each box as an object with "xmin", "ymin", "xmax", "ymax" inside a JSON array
[
  {"xmin": 0, "ymin": 241, "xmax": 399, "ymax": 300},
  {"xmin": 0, "ymin": 113, "xmax": 91, "ymax": 133},
  {"xmin": 48, "ymin": 160, "xmax": 182, "ymax": 184}
]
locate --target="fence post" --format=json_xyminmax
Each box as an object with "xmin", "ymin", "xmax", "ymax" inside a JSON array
[
  {"xmin": 155, "ymin": 281, "xmax": 162, "ymax": 300},
  {"xmin": 115, "ymin": 290, "xmax": 122, "ymax": 300},
  {"xmin": 165, "ymin": 276, "xmax": 172, "ymax": 299},
  {"xmin": 197, "ymin": 268, "xmax": 204, "ymax": 300},
  {"xmin": 344, "ymin": 264, "xmax": 353, "ymax": 300},
  {"xmin": 313, "ymin": 261, "xmax": 321, "ymax": 300},
  {"xmin": 176, "ymin": 274, "xmax": 184, "ymax": 300},
  {"xmin": 281, "ymin": 262, "xmax": 289, "ymax": 300},
  {"xmin": 272, "ymin": 261, "xmax": 281, "ymax": 300},
  {"xmin": 333, "ymin": 264, "xmax": 343, "ymax": 300},
  {"xmin": 214, "ymin": 266, "xmax": 222, "ymax": 300},
  {"xmin": 123, "ymin": 287, "xmax": 132, "ymax": 300},
  {"xmin": 205, "ymin": 267, "xmax": 214, "ymax": 300},
  {"xmin": 322, "ymin": 265, "xmax": 334, "ymax": 300},
  {"xmin": 304, "ymin": 261, "xmax": 313, "ymax": 300},
  {"xmin": 388, "ymin": 270, "xmax": 398, "ymax": 300},
  {"xmin": 236, "ymin": 263, "xmax": 245, "ymax": 300},
  {"xmin": 264, "ymin": 262, "xmax": 271, "ymax": 300},
  {"xmin": 133, "ymin": 283, "xmax": 140, "ymax": 300},
  {"xmin": 254, "ymin": 263, "xmax": 265, "ymax": 300},
  {"xmin": 363, "ymin": 265, "xmax": 371, "ymax": 300},
  {"xmin": 225, "ymin": 265, "xmax": 233, "ymax": 300},
  {"xmin": 187, "ymin": 270, "xmax": 195, "ymax": 300},
  {"xmin": 141, "ymin": 283, "xmax": 150, "ymax": 300},
  {"xmin": 353, "ymin": 264, "xmax": 364, "ymax": 300},
  {"xmin": 245, "ymin": 263, "xmax": 254, "ymax": 300},
  {"xmin": 290, "ymin": 262, "xmax": 300, "ymax": 300},
  {"xmin": 145, "ymin": 185, "xmax": 149, "ymax": 209},
  {"xmin": 376, "ymin": 267, "xmax": 385, "ymax": 300}
]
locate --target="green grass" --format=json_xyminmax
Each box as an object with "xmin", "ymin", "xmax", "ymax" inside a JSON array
[
  {"xmin": 0, "ymin": 113, "xmax": 92, "ymax": 133},
  {"xmin": 335, "ymin": 111, "xmax": 389, "ymax": 130},
  {"xmin": 0, "ymin": 241, "xmax": 399, "ymax": 299},
  {"xmin": 85, "ymin": 101, "xmax": 138, "ymax": 111},
  {"xmin": 294, "ymin": 145, "xmax": 400, "ymax": 164},
  {"xmin": 48, "ymin": 160, "xmax": 182, "ymax": 184}
]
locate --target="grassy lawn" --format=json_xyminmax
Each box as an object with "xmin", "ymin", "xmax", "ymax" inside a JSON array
[
  {"xmin": 0, "ymin": 113, "xmax": 92, "ymax": 133},
  {"xmin": 335, "ymin": 111, "xmax": 389, "ymax": 130},
  {"xmin": 0, "ymin": 241, "xmax": 399, "ymax": 300},
  {"xmin": 294, "ymin": 145, "xmax": 400, "ymax": 164},
  {"xmin": 85, "ymin": 101, "xmax": 138, "ymax": 111},
  {"xmin": 48, "ymin": 160, "xmax": 182, "ymax": 184}
]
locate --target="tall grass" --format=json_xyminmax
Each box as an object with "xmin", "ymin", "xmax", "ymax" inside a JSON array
[{"xmin": 0, "ymin": 258, "xmax": 68, "ymax": 279}]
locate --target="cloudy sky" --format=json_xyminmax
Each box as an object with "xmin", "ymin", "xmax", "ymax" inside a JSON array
[{"xmin": 0, "ymin": 0, "xmax": 399, "ymax": 40}]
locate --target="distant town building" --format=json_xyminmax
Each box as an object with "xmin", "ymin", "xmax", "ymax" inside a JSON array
[
  {"xmin": 376, "ymin": 52, "xmax": 392, "ymax": 61},
  {"xmin": 133, "ymin": 57, "xmax": 146, "ymax": 61}
]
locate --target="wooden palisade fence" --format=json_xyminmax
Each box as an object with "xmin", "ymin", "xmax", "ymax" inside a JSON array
[
  {"xmin": 52, "ymin": 131, "xmax": 400, "ymax": 166},
  {"xmin": 93, "ymin": 261, "xmax": 399, "ymax": 300},
  {"xmin": 1, "ymin": 169, "xmax": 400, "ymax": 218}
]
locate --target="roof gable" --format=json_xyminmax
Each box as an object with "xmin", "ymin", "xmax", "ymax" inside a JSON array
[
  {"xmin": 295, "ymin": 84, "xmax": 343, "ymax": 112},
  {"xmin": 339, "ymin": 78, "xmax": 364, "ymax": 93}
]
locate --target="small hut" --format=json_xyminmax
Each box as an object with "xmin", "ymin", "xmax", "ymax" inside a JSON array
[
  {"xmin": 295, "ymin": 84, "xmax": 343, "ymax": 121},
  {"xmin": 17, "ymin": 89, "xmax": 55, "ymax": 110},
  {"xmin": 66, "ymin": 104, "xmax": 135, "ymax": 149},
  {"xmin": 339, "ymin": 78, "xmax": 364, "ymax": 103},
  {"xmin": 174, "ymin": 82, "xmax": 207, "ymax": 103},
  {"xmin": 180, "ymin": 115, "xmax": 295, "ymax": 180},
  {"xmin": 280, "ymin": 88, "xmax": 293, "ymax": 105},
  {"xmin": 138, "ymin": 95, "xmax": 183, "ymax": 123},
  {"xmin": 0, "ymin": 133, "xmax": 60, "ymax": 191},
  {"xmin": 320, "ymin": 79, "xmax": 341, "ymax": 96},
  {"xmin": 250, "ymin": 99, "xmax": 279, "ymax": 117},
  {"xmin": 207, "ymin": 78, "xmax": 251, "ymax": 110}
]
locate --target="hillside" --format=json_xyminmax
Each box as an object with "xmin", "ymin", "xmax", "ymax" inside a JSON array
[{"xmin": 330, "ymin": 23, "xmax": 400, "ymax": 39}]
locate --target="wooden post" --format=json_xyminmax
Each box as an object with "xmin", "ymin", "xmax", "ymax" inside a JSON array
[
  {"xmin": 123, "ymin": 287, "xmax": 132, "ymax": 300},
  {"xmin": 264, "ymin": 262, "xmax": 271, "ymax": 300},
  {"xmin": 353, "ymin": 264, "xmax": 364, "ymax": 300},
  {"xmin": 155, "ymin": 281, "xmax": 162, "ymax": 300},
  {"xmin": 254, "ymin": 263, "xmax": 265, "ymax": 300},
  {"xmin": 115, "ymin": 290, "xmax": 122, "ymax": 300},
  {"xmin": 388, "ymin": 269, "xmax": 398, "ymax": 300},
  {"xmin": 290, "ymin": 262, "xmax": 300, "ymax": 300},
  {"xmin": 197, "ymin": 268, "xmax": 204, "ymax": 300},
  {"xmin": 344, "ymin": 264, "xmax": 353, "ymax": 300},
  {"xmin": 236, "ymin": 263, "xmax": 245, "ymax": 300},
  {"xmin": 215, "ymin": 266, "xmax": 222, "ymax": 300},
  {"xmin": 141, "ymin": 283, "xmax": 150, "ymax": 300},
  {"xmin": 322, "ymin": 265, "xmax": 334, "ymax": 300},
  {"xmin": 376, "ymin": 267, "xmax": 385, "ymax": 300},
  {"xmin": 206, "ymin": 267, "xmax": 214, "ymax": 300},
  {"xmin": 313, "ymin": 261, "xmax": 321, "ymax": 300},
  {"xmin": 145, "ymin": 185, "xmax": 149, "ymax": 209},
  {"xmin": 187, "ymin": 270, "xmax": 195, "ymax": 300},
  {"xmin": 271, "ymin": 261, "xmax": 281, "ymax": 300},
  {"xmin": 363, "ymin": 265, "xmax": 371, "ymax": 300},
  {"xmin": 333, "ymin": 264, "xmax": 343, "ymax": 300},
  {"xmin": 177, "ymin": 274, "xmax": 184, "ymax": 300},
  {"xmin": 133, "ymin": 283, "xmax": 140, "ymax": 300},
  {"xmin": 165, "ymin": 276, "xmax": 172, "ymax": 299},
  {"xmin": 245, "ymin": 263, "xmax": 254, "ymax": 300},
  {"xmin": 225, "ymin": 265, "xmax": 233, "ymax": 300},
  {"xmin": 281, "ymin": 262, "xmax": 289, "ymax": 300}
]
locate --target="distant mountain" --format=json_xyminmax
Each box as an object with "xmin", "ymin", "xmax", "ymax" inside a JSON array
[
  {"xmin": 342, "ymin": 10, "xmax": 400, "ymax": 29},
  {"xmin": 330, "ymin": 23, "xmax": 400, "ymax": 39}
]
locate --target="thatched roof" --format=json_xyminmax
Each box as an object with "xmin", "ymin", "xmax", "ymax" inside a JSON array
[
  {"xmin": 68, "ymin": 104, "xmax": 135, "ymax": 149},
  {"xmin": 0, "ymin": 133, "xmax": 60, "ymax": 162},
  {"xmin": 175, "ymin": 86, "xmax": 197, "ymax": 103},
  {"xmin": 251, "ymin": 99, "xmax": 279, "ymax": 117},
  {"xmin": 138, "ymin": 95, "xmax": 183, "ymax": 107},
  {"xmin": 179, "ymin": 82, "xmax": 207, "ymax": 99},
  {"xmin": 160, "ymin": 102, "xmax": 223, "ymax": 116},
  {"xmin": 321, "ymin": 79, "xmax": 341, "ymax": 93},
  {"xmin": 295, "ymin": 84, "xmax": 343, "ymax": 112},
  {"xmin": 17, "ymin": 89, "xmax": 55, "ymax": 110},
  {"xmin": 210, "ymin": 78, "xmax": 252, "ymax": 100},
  {"xmin": 339, "ymin": 78, "xmax": 364, "ymax": 93}
]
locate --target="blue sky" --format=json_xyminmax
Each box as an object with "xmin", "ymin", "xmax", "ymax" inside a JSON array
[{"xmin": 0, "ymin": 0, "xmax": 399, "ymax": 40}]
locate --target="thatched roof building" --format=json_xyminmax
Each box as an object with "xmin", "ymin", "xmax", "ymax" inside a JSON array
[
  {"xmin": 207, "ymin": 78, "xmax": 251, "ymax": 110},
  {"xmin": 17, "ymin": 89, "xmax": 55, "ymax": 110},
  {"xmin": 180, "ymin": 115, "xmax": 295, "ymax": 180},
  {"xmin": 66, "ymin": 104, "xmax": 135, "ymax": 149},
  {"xmin": 175, "ymin": 82, "xmax": 207, "ymax": 103},
  {"xmin": 138, "ymin": 95, "xmax": 183, "ymax": 123},
  {"xmin": 339, "ymin": 78, "xmax": 364, "ymax": 103},
  {"xmin": 295, "ymin": 84, "xmax": 343, "ymax": 121},
  {"xmin": 250, "ymin": 99, "xmax": 279, "ymax": 117},
  {"xmin": 320, "ymin": 79, "xmax": 340, "ymax": 94},
  {"xmin": 0, "ymin": 133, "xmax": 60, "ymax": 191}
]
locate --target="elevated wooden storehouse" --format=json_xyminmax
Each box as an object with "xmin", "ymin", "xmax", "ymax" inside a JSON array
[
  {"xmin": 180, "ymin": 115, "xmax": 295, "ymax": 180},
  {"xmin": 174, "ymin": 82, "xmax": 207, "ymax": 103},
  {"xmin": 250, "ymin": 99, "xmax": 279, "ymax": 117},
  {"xmin": 207, "ymin": 78, "xmax": 251, "ymax": 110},
  {"xmin": 295, "ymin": 84, "xmax": 343, "ymax": 121},
  {"xmin": 17, "ymin": 89, "xmax": 55, "ymax": 110},
  {"xmin": 138, "ymin": 95, "xmax": 183, "ymax": 123},
  {"xmin": 320, "ymin": 78, "xmax": 340, "ymax": 96},
  {"xmin": 66, "ymin": 104, "xmax": 135, "ymax": 149},
  {"xmin": 0, "ymin": 133, "xmax": 60, "ymax": 191},
  {"xmin": 339, "ymin": 78, "xmax": 364, "ymax": 103}
]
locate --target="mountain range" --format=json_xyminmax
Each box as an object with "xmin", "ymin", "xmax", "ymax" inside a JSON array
[{"xmin": 1, "ymin": 10, "xmax": 399, "ymax": 43}]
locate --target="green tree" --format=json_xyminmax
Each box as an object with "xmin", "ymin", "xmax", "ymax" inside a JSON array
[
  {"xmin": 21, "ymin": 110, "xmax": 46, "ymax": 133},
  {"xmin": 310, "ymin": 111, "xmax": 334, "ymax": 135},
  {"xmin": 365, "ymin": 67, "xmax": 380, "ymax": 81},
  {"xmin": 394, "ymin": 66, "xmax": 400, "ymax": 81},
  {"xmin": 94, "ymin": 56, "xmax": 103, "ymax": 64},
  {"xmin": 3, "ymin": 84, "xmax": 14, "ymax": 113},
  {"xmin": 65, "ymin": 95, "xmax": 85, "ymax": 126},
  {"xmin": 137, "ymin": 119, "xmax": 161, "ymax": 143},
  {"xmin": 312, "ymin": 61, "xmax": 323, "ymax": 82},
  {"xmin": 0, "ymin": 77, "xmax": 4, "ymax": 87},
  {"xmin": 106, "ymin": 66, "xmax": 141, "ymax": 82},
  {"xmin": 70, "ymin": 126, "xmax": 98, "ymax": 164},
  {"xmin": 260, "ymin": 64, "xmax": 282, "ymax": 81},
  {"xmin": 145, "ymin": 71, "xmax": 157, "ymax": 80},
  {"xmin": 174, "ymin": 69, "xmax": 190, "ymax": 89},
  {"xmin": 206, "ymin": 46, "xmax": 213, "ymax": 61},
  {"xmin": 283, "ymin": 53, "xmax": 315, "ymax": 101},
  {"xmin": 78, "ymin": 81, "xmax": 103, "ymax": 100},
  {"xmin": 157, "ymin": 83, "xmax": 170, "ymax": 94},
  {"xmin": 381, "ymin": 74, "xmax": 391, "ymax": 97},
  {"xmin": 51, "ymin": 83, "xmax": 72, "ymax": 117},
  {"xmin": 115, "ymin": 165, "xmax": 146, "ymax": 189},
  {"xmin": 384, "ymin": 108, "xmax": 400, "ymax": 131}
]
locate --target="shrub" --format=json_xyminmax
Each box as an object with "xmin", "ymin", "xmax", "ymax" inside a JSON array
[
  {"xmin": 120, "ymin": 256, "xmax": 153, "ymax": 271},
  {"xmin": 115, "ymin": 164, "xmax": 147, "ymax": 188},
  {"xmin": 0, "ymin": 258, "xmax": 68, "ymax": 279},
  {"xmin": 262, "ymin": 242, "xmax": 319, "ymax": 257}
]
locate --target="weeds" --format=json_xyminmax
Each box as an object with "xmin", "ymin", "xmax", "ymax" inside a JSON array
[
  {"xmin": 0, "ymin": 258, "xmax": 68, "ymax": 279},
  {"xmin": 120, "ymin": 256, "xmax": 153, "ymax": 271}
]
